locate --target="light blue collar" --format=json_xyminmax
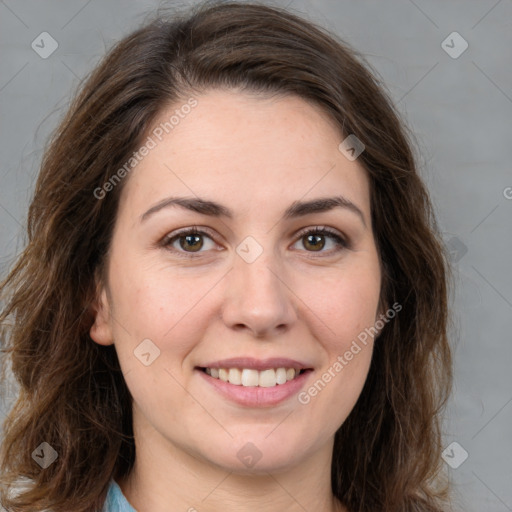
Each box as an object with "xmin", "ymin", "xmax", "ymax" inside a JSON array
[{"xmin": 103, "ymin": 479, "xmax": 137, "ymax": 512}]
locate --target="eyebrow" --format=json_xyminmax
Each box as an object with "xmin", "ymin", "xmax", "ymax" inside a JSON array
[{"xmin": 140, "ymin": 195, "xmax": 367, "ymax": 228}]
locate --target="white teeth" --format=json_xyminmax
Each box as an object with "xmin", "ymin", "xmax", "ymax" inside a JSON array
[
  {"xmin": 259, "ymin": 369, "xmax": 276, "ymax": 387},
  {"xmin": 241, "ymin": 369, "xmax": 259, "ymax": 387},
  {"xmin": 228, "ymin": 368, "xmax": 242, "ymax": 385},
  {"xmin": 204, "ymin": 367, "xmax": 302, "ymax": 387},
  {"xmin": 276, "ymin": 367, "xmax": 287, "ymax": 385}
]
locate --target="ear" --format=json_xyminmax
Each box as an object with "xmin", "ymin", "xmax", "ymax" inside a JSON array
[{"xmin": 89, "ymin": 276, "xmax": 114, "ymax": 346}]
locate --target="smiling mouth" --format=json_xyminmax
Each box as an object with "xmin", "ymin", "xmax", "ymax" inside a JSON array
[{"xmin": 198, "ymin": 367, "xmax": 310, "ymax": 387}]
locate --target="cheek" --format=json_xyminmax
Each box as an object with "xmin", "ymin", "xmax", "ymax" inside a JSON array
[
  {"xmin": 110, "ymin": 255, "xmax": 182, "ymax": 333},
  {"xmin": 294, "ymin": 262, "xmax": 380, "ymax": 413},
  {"xmin": 108, "ymin": 259, "xmax": 218, "ymax": 371},
  {"xmin": 108, "ymin": 266, "xmax": 205, "ymax": 422},
  {"xmin": 305, "ymin": 265, "xmax": 381, "ymax": 349}
]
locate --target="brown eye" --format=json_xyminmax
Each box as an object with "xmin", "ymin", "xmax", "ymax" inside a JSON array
[
  {"xmin": 161, "ymin": 225, "xmax": 348, "ymax": 259},
  {"xmin": 161, "ymin": 227, "xmax": 217, "ymax": 258},
  {"xmin": 294, "ymin": 227, "xmax": 348, "ymax": 255},
  {"xmin": 302, "ymin": 233, "xmax": 326, "ymax": 251},
  {"xmin": 179, "ymin": 233, "xmax": 204, "ymax": 252}
]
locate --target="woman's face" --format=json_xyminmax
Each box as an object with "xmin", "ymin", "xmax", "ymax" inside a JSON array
[{"xmin": 91, "ymin": 89, "xmax": 383, "ymax": 473}]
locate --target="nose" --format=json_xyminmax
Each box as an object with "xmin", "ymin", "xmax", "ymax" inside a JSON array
[{"xmin": 221, "ymin": 249, "xmax": 297, "ymax": 338}]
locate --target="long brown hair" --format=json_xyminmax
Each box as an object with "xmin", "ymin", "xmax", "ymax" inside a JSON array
[{"xmin": 0, "ymin": 1, "xmax": 453, "ymax": 510}]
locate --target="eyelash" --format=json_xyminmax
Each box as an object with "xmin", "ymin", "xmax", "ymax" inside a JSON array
[{"xmin": 160, "ymin": 225, "xmax": 349, "ymax": 259}]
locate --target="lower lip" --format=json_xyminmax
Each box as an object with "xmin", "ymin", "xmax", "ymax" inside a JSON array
[{"xmin": 196, "ymin": 369, "xmax": 313, "ymax": 407}]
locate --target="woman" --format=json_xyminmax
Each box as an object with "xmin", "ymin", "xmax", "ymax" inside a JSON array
[{"xmin": 0, "ymin": 1, "xmax": 453, "ymax": 511}]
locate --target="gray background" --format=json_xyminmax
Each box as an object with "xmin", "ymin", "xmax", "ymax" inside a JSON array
[{"xmin": 1, "ymin": 1, "xmax": 511, "ymax": 510}]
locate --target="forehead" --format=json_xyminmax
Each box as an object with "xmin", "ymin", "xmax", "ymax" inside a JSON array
[{"xmin": 118, "ymin": 89, "xmax": 370, "ymax": 222}]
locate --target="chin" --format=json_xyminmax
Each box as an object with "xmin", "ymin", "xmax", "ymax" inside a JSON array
[
  {"xmin": 204, "ymin": 431, "xmax": 308, "ymax": 474},
  {"xmin": 218, "ymin": 451, "xmax": 301, "ymax": 475}
]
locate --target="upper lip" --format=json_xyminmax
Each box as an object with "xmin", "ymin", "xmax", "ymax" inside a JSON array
[{"xmin": 198, "ymin": 357, "xmax": 313, "ymax": 371}]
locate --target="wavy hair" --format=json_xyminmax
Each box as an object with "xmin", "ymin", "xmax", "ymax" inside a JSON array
[{"xmin": 0, "ymin": 1, "xmax": 453, "ymax": 510}]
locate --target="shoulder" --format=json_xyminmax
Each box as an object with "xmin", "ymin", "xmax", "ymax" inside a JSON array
[{"xmin": 103, "ymin": 478, "xmax": 137, "ymax": 511}]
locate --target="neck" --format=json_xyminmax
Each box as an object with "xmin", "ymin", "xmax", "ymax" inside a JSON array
[{"xmin": 117, "ymin": 409, "xmax": 347, "ymax": 512}]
